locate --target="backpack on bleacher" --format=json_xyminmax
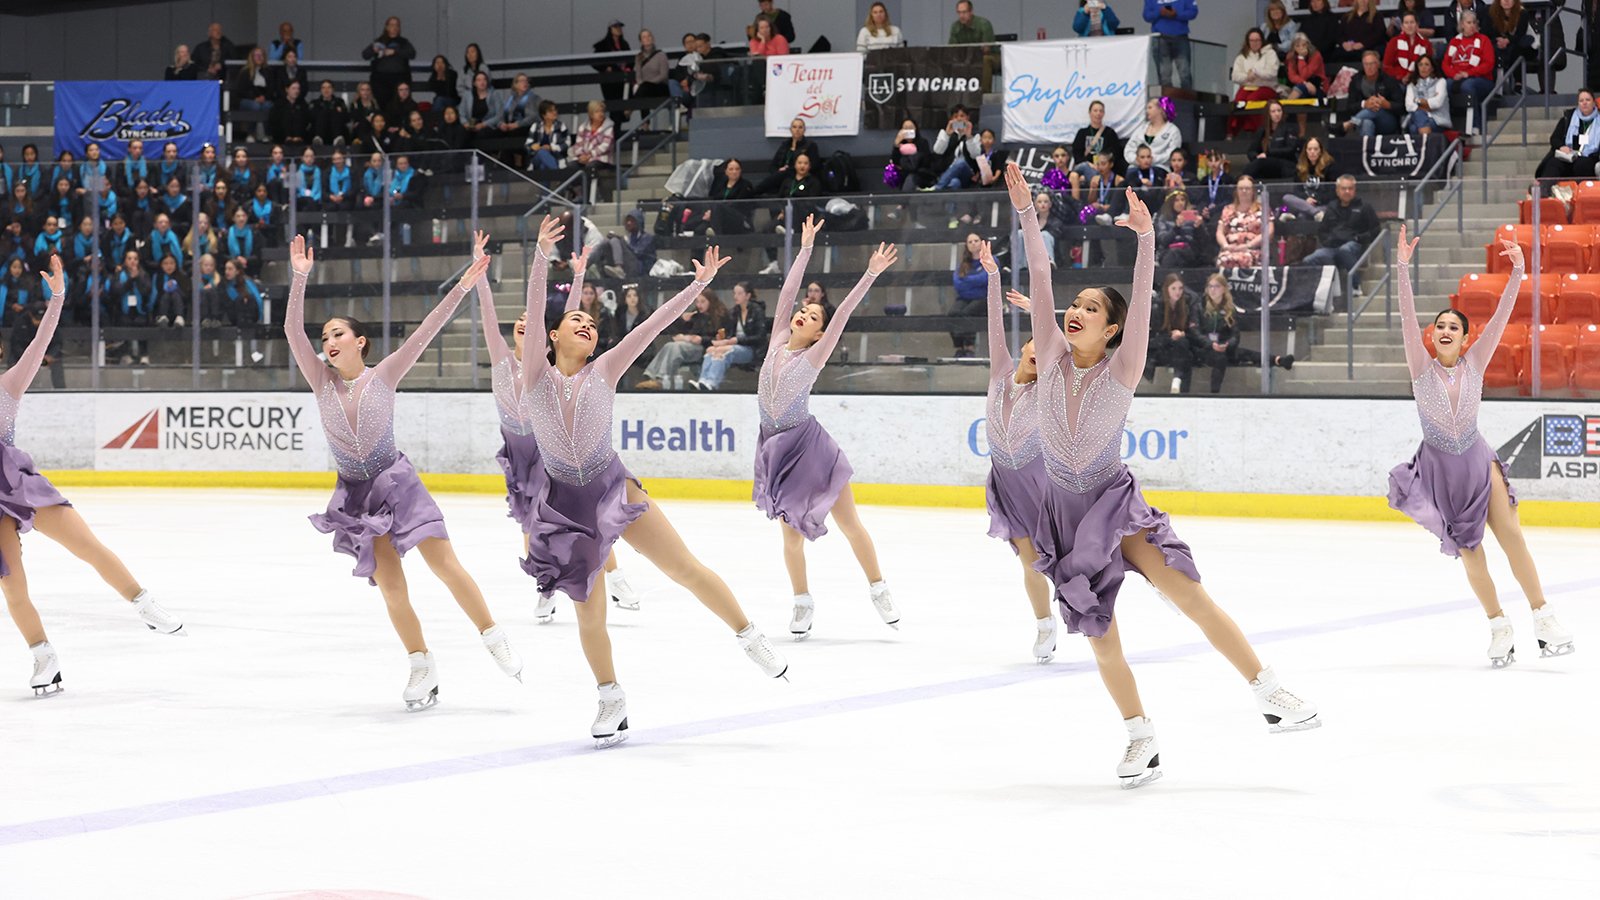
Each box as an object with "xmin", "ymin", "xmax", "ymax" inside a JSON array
[
  {"xmin": 821, "ymin": 151, "xmax": 860, "ymax": 195},
  {"xmin": 822, "ymin": 198, "xmax": 866, "ymax": 232}
]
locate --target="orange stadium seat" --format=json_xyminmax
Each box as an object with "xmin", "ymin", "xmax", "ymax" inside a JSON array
[
  {"xmin": 1519, "ymin": 197, "xmax": 1567, "ymax": 225},
  {"xmin": 1573, "ymin": 325, "xmax": 1600, "ymax": 392},
  {"xmin": 1571, "ymin": 180, "xmax": 1600, "ymax": 224},
  {"xmin": 1555, "ymin": 273, "xmax": 1600, "ymax": 325},
  {"xmin": 1518, "ymin": 324, "xmax": 1576, "ymax": 392}
]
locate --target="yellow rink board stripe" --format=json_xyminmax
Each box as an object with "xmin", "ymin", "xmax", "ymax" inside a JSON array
[{"xmin": 39, "ymin": 470, "xmax": 1597, "ymax": 528}]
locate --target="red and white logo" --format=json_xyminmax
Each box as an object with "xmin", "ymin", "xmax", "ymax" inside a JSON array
[{"xmin": 103, "ymin": 409, "xmax": 160, "ymax": 449}]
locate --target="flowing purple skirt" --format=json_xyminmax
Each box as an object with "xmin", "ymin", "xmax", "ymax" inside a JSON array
[
  {"xmin": 0, "ymin": 442, "xmax": 72, "ymax": 578},
  {"xmin": 496, "ymin": 428, "xmax": 547, "ymax": 536},
  {"xmin": 309, "ymin": 452, "xmax": 449, "ymax": 585},
  {"xmin": 1031, "ymin": 463, "xmax": 1201, "ymax": 637},
  {"xmin": 524, "ymin": 454, "xmax": 647, "ymax": 602},
  {"xmin": 986, "ymin": 456, "xmax": 1047, "ymax": 553},
  {"xmin": 753, "ymin": 415, "xmax": 853, "ymax": 542},
  {"xmin": 1387, "ymin": 435, "xmax": 1517, "ymax": 558}
]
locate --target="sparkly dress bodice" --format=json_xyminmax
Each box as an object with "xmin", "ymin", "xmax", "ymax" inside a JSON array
[
  {"xmin": 526, "ymin": 366, "xmax": 617, "ymax": 486},
  {"xmin": 1038, "ymin": 358, "xmax": 1132, "ymax": 493},
  {"xmin": 315, "ymin": 371, "xmax": 400, "ymax": 480},
  {"xmin": 758, "ymin": 347, "xmax": 821, "ymax": 433},
  {"xmin": 477, "ymin": 255, "xmax": 583, "ymax": 439},
  {"xmin": 0, "ymin": 392, "xmax": 19, "ymax": 447},
  {"xmin": 491, "ymin": 356, "xmax": 535, "ymax": 435},
  {"xmin": 986, "ymin": 375, "xmax": 1040, "ymax": 471},
  {"xmin": 1412, "ymin": 359, "xmax": 1484, "ymax": 455}
]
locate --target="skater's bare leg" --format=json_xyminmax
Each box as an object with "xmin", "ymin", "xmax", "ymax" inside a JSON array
[
  {"xmin": 1485, "ymin": 463, "xmax": 1547, "ymax": 611},
  {"xmin": 0, "ymin": 518, "xmax": 45, "ymax": 646},
  {"xmin": 1088, "ymin": 616, "xmax": 1144, "ymax": 719},
  {"xmin": 416, "ymin": 537, "xmax": 495, "ymax": 632},
  {"xmin": 604, "ymin": 550, "xmax": 619, "ymax": 574},
  {"xmin": 782, "ymin": 521, "xmax": 808, "ymax": 595},
  {"xmin": 621, "ymin": 481, "xmax": 750, "ymax": 632},
  {"xmin": 371, "ymin": 536, "xmax": 426, "ymax": 654},
  {"xmin": 31, "ymin": 506, "xmax": 140, "ymax": 601},
  {"xmin": 1121, "ymin": 529, "xmax": 1263, "ymax": 680},
  {"xmin": 573, "ymin": 575, "xmax": 617, "ymax": 685},
  {"xmin": 828, "ymin": 487, "xmax": 883, "ymax": 584},
  {"xmin": 1458, "ymin": 545, "xmax": 1503, "ymax": 619},
  {"xmin": 1012, "ymin": 537, "xmax": 1054, "ymax": 620}
]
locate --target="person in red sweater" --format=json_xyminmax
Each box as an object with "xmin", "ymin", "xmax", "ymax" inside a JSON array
[
  {"xmin": 1382, "ymin": 13, "xmax": 1431, "ymax": 81},
  {"xmin": 1443, "ymin": 10, "xmax": 1495, "ymax": 133}
]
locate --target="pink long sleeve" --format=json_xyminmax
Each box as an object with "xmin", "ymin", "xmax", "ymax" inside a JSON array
[
  {"xmin": 1397, "ymin": 261, "xmax": 1429, "ymax": 379},
  {"xmin": 767, "ymin": 245, "xmax": 814, "ymax": 350},
  {"xmin": 476, "ymin": 276, "xmax": 511, "ymax": 364},
  {"xmin": 284, "ymin": 270, "xmax": 331, "ymax": 390},
  {"xmin": 1464, "ymin": 265, "xmax": 1524, "ymax": 372},
  {"xmin": 1016, "ymin": 205, "xmax": 1063, "ymax": 370},
  {"xmin": 594, "ymin": 278, "xmax": 710, "ymax": 385},
  {"xmin": 0, "ymin": 288, "xmax": 64, "ymax": 400},
  {"xmin": 373, "ymin": 279, "xmax": 472, "ymax": 387},
  {"xmin": 1107, "ymin": 228, "xmax": 1157, "ymax": 389},
  {"xmin": 804, "ymin": 268, "xmax": 880, "ymax": 367},
  {"xmin": 566, "ymin": 266, "xmax": 585, "ymax": 313},
  {"xmin": 521, "ymin": 247, "xmax": 554, "ymax": 392},
  {"xmin": 985, "ymin": 261, "xmax": 1010, "ymax": 384}
]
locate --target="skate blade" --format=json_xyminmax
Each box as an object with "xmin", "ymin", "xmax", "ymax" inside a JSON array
[
  {"xmin": 593, "ymin": 731, "xmax": 630, "ymax": 749},
  {"xmin": 1119, "ymin": 769, "xmax": 1163, "ymax": 790},
  {"xmin": 790, "ymin": 629, "xmax": 811, "ymax": 642},
  {"xmin": 1267, "ymin": 716, "xmax": 1322, "ymax": 734},
  {"xmin": 535, "ymin": 614, "xmax": 556, "ymax": 624},
  {"xmin": 32, "ymin": 683, "xmax": 63, "ymax": 698},
  {"xmin": 146, "ymin": 623, "xmax": 188, "ymax": 637},
  {"xmin": 1035, "ymin": 654, "xmax": 1054, "ymax": 664},
  {"xmin": 1490, "ymin": 653, "xmax": 1516, "ymax": 669},
  {"xmin": 1538, "ymin": 641, "xmax": 1575, "ymax": 658},
  {"xmin": 404, "ymin": 689, "xmax": 439, "ymax": 712},
  {"xmin": 610, "ymin": 596, "xmax": 640, "ymax": 611}
]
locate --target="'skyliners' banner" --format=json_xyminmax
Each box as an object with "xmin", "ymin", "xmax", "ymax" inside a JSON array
[
  {"xmin": 54, "ymin": 81, "xmax": 220, "ymax": 160},
  {"xmin": 764, "ymin": 53, "xmax": 863, "ymax": 137},
  {"xmin": 1001, "ymin": 36, "xmax": 1149, "ymax": 146}
]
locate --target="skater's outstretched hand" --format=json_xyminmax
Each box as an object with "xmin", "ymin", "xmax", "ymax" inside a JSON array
[
  {"xmin": 570, "ymin": 245, "xmax": 592, "ymax": 278},
  {"xmin": 1119, "ymin": 187, "xmax": 1153, "ymax": 234},
  {"xmin": 692, "ymin": 245, "xmax": 734, "ymax": 281},
  {"xmin": 536, "ymin": 215, "xmax": 565, "ymax": 257},
  {"xmin": 41, "ymin": 255, "xmax": 66, "ymax": 301},
  {"xmin": 289, "ymin": 234, "xmax": 314, "ymax": 275},
  {"xmin": 1005, "ymin": 289, "xmax": 1032, "ymax": 312},
  {"xmin": 1004, "ymin": 161, "xmax": 1031, "ymax": 212},
  {"xmin": 800, "ymin": 213, "xmax": 823, "ymax": 249},
  {"xmin": 456, "ymin": 255, "xmax": 492, "ymax": 293},
  {"xmin": 867, "ymin": 242, "xmax": 899, "ymax": 276},
  {"xmin": 471, "ymin": 229, "xmax": 491, "ymax": 261},
  {"xmin": 978, "ymin": 239, "xmax": 998, "ymax": 275},
  {"xmin": 1395, "ymin": 224, "xmax": 1419, "ymax": 265},
  {"xmin": 1498, "ymin": 238, "xmax": 1524, "ymax": 270}
]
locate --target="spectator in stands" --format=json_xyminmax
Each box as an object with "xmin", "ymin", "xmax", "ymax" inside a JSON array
[
  {"xmin": 196, "ymin": 180, "xmax": 226, "ymax": 235},
  {"xmin": 125, "ymin": 181, "xmax": 155, "ymax": 236},
  {"xmin": 758, "ymin": 117, "xmax": 821, "ymax": 195},
  {"xmin": 1244, "ymin": 100, "xmax": 1300, "ymax": 180},
  {"xmin": 1191, "ymin": 273, "xmax": 1291, "ymax": 392},
  {"xmin": 859, "ymin": 2, "xmax": 906, "ymax": 49},
  {"xmin": 363, "ymin": 16, "xmax": 417, "ymax": 108},
  {"xmin": 269, "ymin": 21, "xmax": 303, "ymax": 61},
  {"xmin": 147, "ymin": 212, "xmax": 183, "ymax": 270},
  {"xmin": 348, "ymin": 82, "xmax": 382, "ymax": 140},
  {"xmin": 49, "ymin": 151, "xmax": 79, "ymax": 196},
  {"xmin": 217, "ymin": 258, "xmax": 263, "ymax": 326},
  {"xmin": 3, "ymin": 182, "xmax": 32, "ymax": 235},
  {"xmin": 1076, "ymin": 0, "xmax": 1123, "ymax": 36},
  {"xmin": 93, "ymin": 179, "xmax": 118, "ymax": 224},
  {"xmin": 694, "ymin": 280, "xmax": 767, "ymax": 391},
  {"xmin": 1165, "ymin": 147, "xmax": 1194, "ymax": 188},
  {"xmin": 526, "ymin": 101, "xmax": 571, "ymax": 171},
  {"xmin": 1331, "ymin": 0, "xmax": 1387, "ymax": 68},
  {"xmin": 395, "ymin": 109, "xmax": 432, "ymax": 154},
  {"xmin": 426, "ymin": 55, "xmax": 460, "ymax": 110},
  {"xmin": 80, "ymin": 144, "xmax": 108, "ymax": 191},
  {"xmin": 1341, "ymin": 50, "xmax": 1403, "ymax": 137},
  {"xmin": 43, "ymin": 178, "xmax": 75, "ymax": 229},
  {"xmin": 116, "ymin": 140, "xmax": 150, "ymax": 194},
  {"xmin": 487, "ymin": 74, "xmax": 537, "ymax": 137},
  {"xmin": 272, "ymin": 81, "xmax": 312, "ymax": 146},
  {"xmin": 704, "ymin": 159, "xmax": 756, "ymax": 235},
  {"xmin": 1301, "ymin": 174, "xmax": 1379, "ymax": 280},
  {"xmin": 184, "ymin": 211, "xmax": 220, "ymax": 263},
  {"xmin": 247, "ymin": 183, "xmax": 279, "ymax": 246},
  {"xmin": 1262, "ymin": 1, "xmax": 1297, "ymax": 57},
  {"xmin": 1124, "ymin": 145, "xmax": 1168, "ymax": 205},
  {"xmin": 32, "ymin": 216, "xmax": 63, "ymax": 267},
  {"xmin": 951, "ymin": 1, "xmax": 999, "ymax": 88},
  {"xmin": 1068, "ymin": 100, "xmax": 1119, "ymax": 201},
  {"xmin": 293, "ymin": 147, "xmax": 322, "ymax": 213},
  {"xmin": 111, "ymin": 249, "xmax": 152, "ymax": 339},
  {"xmin": 889, "ymin": 119, "xmax": 934, "ymax": 191},
  {"xmin": 593, "ymin": 23, "xmax": 632, "ymax": 130},
  {"xmin": 749, "ymin": 17, "xmax": 790, "ymax": 56},
  {"xmin": 929, "ymin": 110, "xmax": 981, "ymax": 192},
  {"xmin": 1156, "ymin": 190, "xmax": 1206, "ymax": 267},
  {"xmin": 1485, "ymin": 0, "xmax": 1535, "ymax": 91},
  {"xmin": 756, "ymin": 0, "xmax": 798, "ymax": 42},
  {"xmin": 389, "ymin": 155, "xmax": 424, "ymax": 211},
  {"xmin": 1299, "ymin": 0, "xmax": 1341, "ymax": 60},
  {"xmin": 1147, "ymin": 273, "xmax": 1198, "ymax": 392},
  {"xmin": 1405, "ymin": 54, "xmax": 1450, "ymax": 138},
  {"xmin": 1086, "ymin": 152, "xmax": 1127, "ymax": 224},
  {"xmin": 636, "ymin": 289, "xmax": 727, "ymax": 389},
  {"xmin": 1215, "ymin": 175, "xmax": 1264, "ymax": 268},
  {"xmin": 1534, "ymin": 89, "xmax": 1600, "ymax": 182},
  {"xmin": 359, "ymin": 113, "xmax": 399, "ymax": 154},
  {"xmin": 635, "ymin": 30, "xmax": 674, "ymax": 104},
  {"xmin": 0, "ymin": 223, "xmax": 27, "ymax": 271},
  {"xmin": 193, "ymin": 22, "xmax": 235, "ymax": 81},
  {"xmin": 615, "ymin": 285, "xmax": 654, "ymax": 343},
  {"xmin": 573, "ymin": 100, "xmax": 615, "ymax": 176},
  {"xmin": 1382, "ymin": 13, "xmax": 1430, "ymax": 82},
  {"xmin": 166, "ymin": 45, "xmax": 198, "ymax": 81},
  {"xmin": 228, "ymin": 205, "xmax": 262, "ymax": 274},
  {"xmin": 196, "ymin": 143, "xmax": 219, "ymax": 192},
  {"xmin": 943, "ymin": 127, "xmax": 1006, "ymax": 194},
  {"xmin": 669, "ymin": 33, "xmax": 710, "ymax": 114},
  {"xmin": 1124, "ymin": 99, "xmax": 1182, "ymax": 168},
  {"xmin": 459, "ymin": 45, "xmax": 491, "ymax": 107},
  {"xmin": 1388, "ymin": 0, "xmax": 1436, "ymax": 40},
  {"xmin": 103, "ymin": 213, "xmax": 134, "ymax": 265},
  {"xmin": 233, "ymin": 47, "xmax": 274, "ymax": 143},
  {"xmin": 193, "ymin": 253, "xmax": 222, "ymax": 325},
  {"xmin": 1283, "ymin": 136, "xmax": 1339, "ymax": 217},
  {"xmin": 158, "ymin": 177, "xmax": 191, "ymax": 232},
  {"xmin": 1144, "ymin": 0, "xmax": 1198, "ymax": 90},
  {"xmin": 1440, "ymin": 0, "xmax": 1492, "ymax": 42},
  {"xmin": 462, "ymin": 72, "xmax": 499, "ymax": 137},
  {"xmin": 384, "ymin": 82, "xmax": 420, "ymax": 132},
  {"xmin": 262, "ymin": 145, "xmax": 289, "ymax": 201},
  {"xmin": 151, "ymin": 253, "xmax": 188, "ymax": 327},
  {"xmin": 620, "ymin": 209, "xmax": 657, "ymax": 274},
  {"xmin": 13, "ymin": 144, "xmax": 41, "ymax": 196},
  {"xmin": 1444, "ymin": 11, "xmax": 1494, "ymax": 134},
  {"xmin": 308, "ymin": 81, "xmax": 349, "ymax": 146},
  {"xmin": 949, "ymin": 231, "xmax": 989, "ymax": 357},
  {"xmin": 271, "ymin": 49, "xmax": 309, "ymax": 103},
  {"xmin": 435, "ymin": 105, "xmax": 469, "ymax": 154},
  {"xmin": 1229, "ymin": 28, "xmax": 1281, "ymax": 138},
  {"xmin": 761, "ymin": 152, "xmax": 823, "ymax": 271},
  {"xmin": 324, "ymin": 149, "xmax": 355, "ymax": 244},
  {"xmin": 0, "ymin": 257, "xmax": 33, "ymax": 327},
  {"xmin": 1286, "ymin": 32, "xmax": 1328, "ymax": 102}
]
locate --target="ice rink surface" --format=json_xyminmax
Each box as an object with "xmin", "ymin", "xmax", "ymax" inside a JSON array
[{"xmin": 0, "ymin": 487, "xmax": 1595, "ymax": 899}]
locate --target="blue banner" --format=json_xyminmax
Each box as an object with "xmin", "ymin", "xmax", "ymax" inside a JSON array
[{"xmin": 54, "ymin": 81, "xmax": 219, "ymax": 160}]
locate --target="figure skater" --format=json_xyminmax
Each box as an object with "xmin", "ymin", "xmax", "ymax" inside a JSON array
[
  {"xmin": 754, "ymin": 217, "xmax": 901, "ymax": 640},
  {"xmin": 1390, "ymin": 226, "xmax": 1574, "ymax": 666},
  {"xmin": 469, "ymin": 225, "xmax": 641, "ymax": 620},
  {"xmin": 1005, "ymin": 162, "xmax": 1320, "ymax": 789},
  {"xmin": 517, "ymin": 220, "xmax": 788, "ymax": 748},
  {"xmin": 285, "ymin": 236, "xmax": 522, "ymax": 711},
  {"xmin": 2, "ymin": 255, "xmax": 184, "ymax": 698}
]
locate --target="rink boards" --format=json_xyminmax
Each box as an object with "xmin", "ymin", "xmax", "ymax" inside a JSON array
[{"xmin": 19, "ymin": 392, "xmax": 1599, "ymax": 525}]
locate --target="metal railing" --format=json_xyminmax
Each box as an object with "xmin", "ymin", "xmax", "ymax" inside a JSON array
[
  {"xmin": 1541, "ymin": 5, "xmax": 1589, "ymax": 110},
  {"xmin": 1344, "ymin": 225, "xmax": 1395, "ymax": 381},
  {"xmin": 1478, "ymin": 57, "xmax": 1530, "ymax": 203},
  {"xmin": 1408, "ymin": 136, "xmax": 1466, "ymax": 286}
]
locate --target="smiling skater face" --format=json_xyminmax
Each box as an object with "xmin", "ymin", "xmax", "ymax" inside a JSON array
[
  {"xmin": 790, "ymin": 302, "xmax": 829, "ymax": 345},
  {"xmin": 321, "ymin": 317, "xmax": 369, "ymax": 373},
  {"xmin": 551, "ymin": 310, "xmax": 599, "ymax": 360},
  {"xmin": 512, "ymin": 310, "xmax": 528, "ymax": 357},
  {"xmin": 1065, "ymin": 288, "xmax": 1125, "ymax": 353},
  {"xmin": 1432, "ymin": 309, "xmax": 1469, "ymax": 365}
]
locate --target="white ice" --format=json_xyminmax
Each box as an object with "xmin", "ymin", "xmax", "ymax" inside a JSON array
[{"xmin": 0, "ymin": 488, "xmax": 1595, "ymax": 899}]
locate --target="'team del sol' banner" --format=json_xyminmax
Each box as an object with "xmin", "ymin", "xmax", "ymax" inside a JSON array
[
  {"xmin": 55, "ymin": 81, "xmax": 220, "ymax": 160},
  {"xmin": 764, "ymin": 54, "xmax": 863, "ymax": 137}
]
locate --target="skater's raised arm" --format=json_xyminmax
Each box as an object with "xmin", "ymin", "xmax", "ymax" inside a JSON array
[
  {"xmin": 1006, "ymin": 163, "xmax": 1063, "ymax": 369},
  {"xmin": 1465, "ymin": 240, "xmax": 1526, "ymax": 371},
  {"xmin": 595, "ymin": 245, "xmax": 731, "ymax": 386},
  {"xmin": 981, "ymin": 240, "xmax": 1010, "ymax": 382},
  {"xmin": 1395, "ymin": 225, "xmax": 1429, "ymax": 379},
  {"xmin": 565, "ymin": 250, "xmax": 586, "ymax": 314},
  {"xmin": 769, "ymin": 215, "xmax": 820, "ymax": 350},
  {"xmin": 471, "ymin": 230, "xmax": 512, "ymax": 364},
  {"xmin": 284, "ymin": 234, "xmax": 331, "ymax": 390},
  {"xmin": 1108, "ymin": 188, "xmax": 1157, "ymax": 389},
  {"xmin": 520, "ymin": 215, "xmax": 567, "ymax": 391},
  {"xmin": 375, "ymin": 255, "xmax": 490, "ymax": 387},
  {"xmin": 0, "ymin": 255, "xmax": 65, "ymax": 400},
  {"xmin": 806, "ymin": 243, "xmax": 897, "ymax": 366}
]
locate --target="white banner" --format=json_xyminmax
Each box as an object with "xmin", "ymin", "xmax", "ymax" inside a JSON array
[
  {"xmin": 1001, "ymin": 35, "xmax": 1150, "ymax": 147},
  {"xmin": 763, "ymin": 53, "xmax": 863, "ymax": 137},
  {"xmin": 93, "ymin": 394, "xmax": 324, "ymax": 471}
]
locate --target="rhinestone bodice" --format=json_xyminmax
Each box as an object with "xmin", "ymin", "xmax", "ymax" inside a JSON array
[
  {"xmin": 1412, "ymin": 359, "xmax": 1483, "ymax": 456},
  {"xmin": 316, "ymin": 371, "xmax": 399, "ymax": 481},
  {"xmin": 526, "ymin": 365, "xmax": 617, "ymax": 486},
  {"xmin": 986, "ymin": 375, "xmax": 1040, "ymax": 471},
  {"xmin": 0, "ymin": 392, "xmax": 18, "ymax": 447},
  {"xmin": 491, "ymin": 355, "xmax": 534, "ymax": 435},
  {"xmin": 758, "ymin": 346, "xmax": 821, "ymax": 433},
  {"xmin": 1038, "ymin": 358, "xmax": 1131, "ymax": 493}
]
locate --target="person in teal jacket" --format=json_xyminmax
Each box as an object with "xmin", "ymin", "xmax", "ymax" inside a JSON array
[{"xmin": 1075, "ymin": 1, "xmax": 1123, "ymax": 36}]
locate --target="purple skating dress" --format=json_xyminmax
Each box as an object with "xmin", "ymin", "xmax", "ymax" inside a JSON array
[
  {"xmin": 0, "ymin": 284, "xmax": 71, "ymax": 577},
  {"xmin": 981, "ymin": 257, "xmax": 1046, "ymax": 551},
  {"xmin": 1017, "ymin": 205, "xmax": 1200, "ymax": 637},
  {"xmin": 286, "ymin": 269, "xmax": 472, "ymax": 583},
  {"xmin": 1387, "ymin": 261, "xmax": 1522, "ymax": 557},
  {"xmin": 753, "ymin": 246, "xmax": 880, "ymax": 541},
  {"xmin": 521, "ymin": 247, "xmax": 710, "ymax": 602}
]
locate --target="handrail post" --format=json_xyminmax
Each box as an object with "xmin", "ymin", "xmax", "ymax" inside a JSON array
[
  {"xmin": 88, "ymin": 170, "xmax": 102, "ymax": 389},
  {"xmin": 469, "ymin": 155, "xmax": 482, "ymax": 390},
  {"xmin": 1531, "ymin": 175, "xmax": 1542, "ymax": 398},
  {"xmin": 1260, "ymin": 183, "xmax": 1271, "ymax": 395},
  {"xmin": 381, "ymin": 156, "xmax": 393, "ymax": 359},
  {"xmin": 1345, "ymin": 269, "xmax": 1354, "ymax": 380},
  {"xmin": 189, "ymin": 166, "xmax": 203, "ymax": 388}
]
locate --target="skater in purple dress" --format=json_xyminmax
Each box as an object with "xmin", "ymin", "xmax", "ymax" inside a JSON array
[
  {"xmin": 1389, "ymin": 226, "xmax": 1575, "ymax": 667},
  {"xmin": 517, "ymin": 222, "xmax": 788, "ymax": 747},
  {"xmin": 969, "ymin": 240, "xmax": 1057, "ymax": 664},
  {"xmin": 470, "ymin": 223, "xmax": 641, "ymax": 621},
  {"xmin": 2, "ymin": 255, "xmax": 184, "ymax": 699},
  {"xmin": 1006, "ymin": 162, "xmax": 1319, "ymax": 789},
  {"xmin": 753, "ymin": 216, "xmax": 902, "ymax": 640},
  {"xmin": 285, "ymin": 236, "xmax": 522, "ymax": 711}
]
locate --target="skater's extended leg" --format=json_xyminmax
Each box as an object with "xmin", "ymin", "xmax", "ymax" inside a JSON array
[
  {"xmin": 782, "ymin": 521, "xmax": 808, "ymax": 596},
  {"xmin": 604, "ymin": 551, "xmax": 619, "ymax": 573},
  {"xmin": 573, "ymin": 574, "xmax": 617, "ymax": 685},
  {"xmin": 828, "ymin": 487, "xmax": 883, "ymax": 583},
  {"xmin": 371, "ymin": 535, "xmax": 426, "ymax": 654},
  {"xmin": 1458, "ymin": 545, "xmax": 1502, "ymax": 619},
  {"xmin": 622, "ymin": 481, "xmax": 750, "ymax": 632},
  {"xmin": 1088, "ymin": 615, "xmax": 1144, "ymax": 719},
  {"xmin": 416, "ymin": 537, "xmax": 496, "ymax": 632},
  {"xmin": 1121, "ymin": 529, "xmax": 1262, "ymax": 681},
  {"xmin": 0, "ymin": 517, "xmax": 45, "ymax": 646},
  {"xmin": 1012, "ymin": 537, "xmax": 1054, "ymax": 620},
  {"xmin": 31, "ymin": 506, "xmax": 140, "ymax": 600},
  {"xmin": 1484, "ymin": 463, "xmax": 1546, "ymax": 611}
]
